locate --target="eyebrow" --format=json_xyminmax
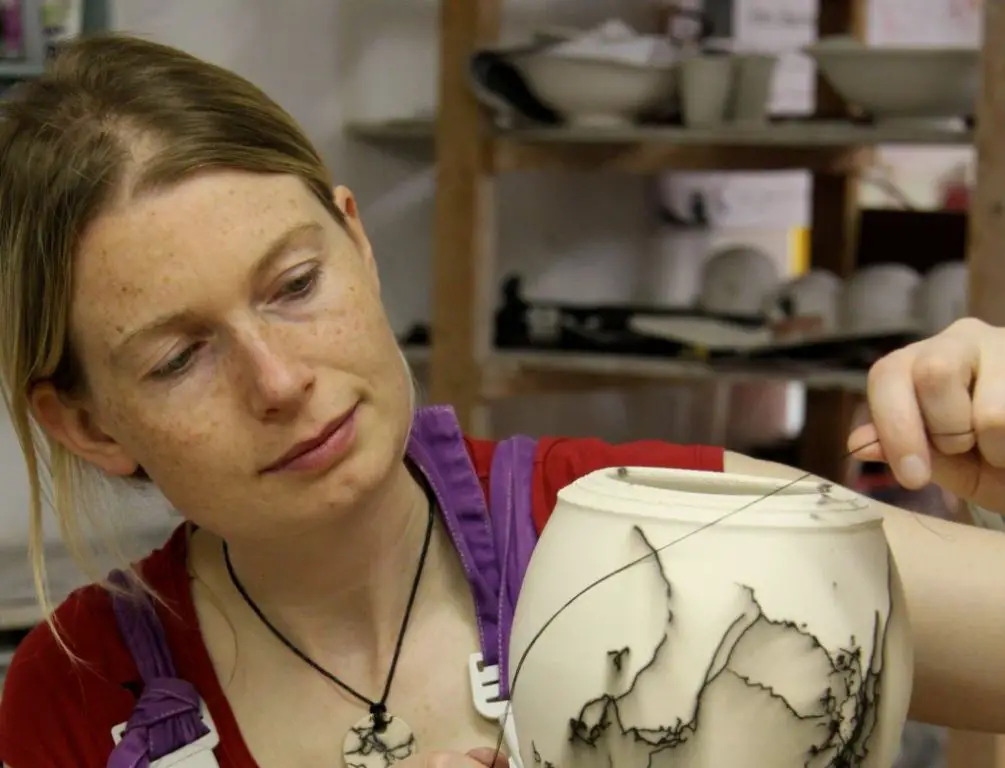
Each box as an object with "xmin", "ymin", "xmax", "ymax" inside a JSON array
[{"xmin": 111, "ymin": 221, "xmax": 324, "ymax": 362}]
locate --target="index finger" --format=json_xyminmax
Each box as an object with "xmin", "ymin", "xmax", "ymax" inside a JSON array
[{"xmin": 867, "ymin": 348, "xmax": 931, "ymax": 488}]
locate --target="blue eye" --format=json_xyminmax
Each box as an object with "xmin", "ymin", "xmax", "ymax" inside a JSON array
[{"xmin": 151, "ymin": 343, "xmax": 200, "ymax": 380}]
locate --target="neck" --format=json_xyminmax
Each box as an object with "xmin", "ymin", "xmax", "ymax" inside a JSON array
[{"xmin": 211, "ymin": 460, "xmax": 434, "ymax": 658}]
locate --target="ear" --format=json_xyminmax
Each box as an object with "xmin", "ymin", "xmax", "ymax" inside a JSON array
[
  {"xmin": 333, "ymin": 186, "xmax": 377, "ymax": 280},
  {"xmin": 29, "ymin": 383, "xmax": 139, "ymax": 477}
]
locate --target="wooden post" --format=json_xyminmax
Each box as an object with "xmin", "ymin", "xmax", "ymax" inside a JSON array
[
  {"xmin": 799, "ymin": 0, "xmax": 867, "ymax": 481},
  {"xmin": 430, "ymin": 0, "xmax": 501, "ymax": 435},
  {"xmin": 945, "ymin": 3, "xmax": 1005, "ymax": 766},
  {"xmin": 968, "ymin": 0, "xmax": 1005, "ymax": 325}
]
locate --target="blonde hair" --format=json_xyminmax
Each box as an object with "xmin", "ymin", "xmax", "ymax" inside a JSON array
[{"xmin": 0, "ymin": 34, "xmax": 349, "ymax": 635}]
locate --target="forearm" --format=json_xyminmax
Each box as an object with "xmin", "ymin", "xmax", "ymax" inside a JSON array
[{"xmin": 724, "ymin": 451, "xmax": 1005, "ymax": 732}]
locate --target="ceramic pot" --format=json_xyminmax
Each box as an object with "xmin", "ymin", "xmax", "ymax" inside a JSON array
[
  {"xmin": 729, "ymin": 53, "xmax": 778, "ymax": 124},
  {"xmin": 679, "ymin": 54, "xmax": 734, "ymax": 126},
  {"xmin": 508, "ymin": 467, "xmax": 912, "ymax": 768}
]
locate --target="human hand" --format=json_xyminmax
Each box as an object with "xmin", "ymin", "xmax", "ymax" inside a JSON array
[
  {"xmin": 397, "ymin": 747, "xmax": 509, "ymax": 768},
  {"xmin": 849, "ymin": 318, "xmax": 1005, "ymax": 514}
]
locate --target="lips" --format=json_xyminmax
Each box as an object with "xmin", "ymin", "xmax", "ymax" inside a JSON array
[{"xmin": 261, "ymin": 405, "xmax": 357, "ymax": 474}]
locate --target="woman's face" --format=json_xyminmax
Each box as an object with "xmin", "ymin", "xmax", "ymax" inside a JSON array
[{"xmin": 39, "ymin": 170, "xmax": 413, "ymax": 538}]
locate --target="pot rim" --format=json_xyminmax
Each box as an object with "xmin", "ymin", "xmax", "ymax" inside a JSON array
[{"xmin": 557, "ymin": 466, "xmax": 880, "ymax": 530}]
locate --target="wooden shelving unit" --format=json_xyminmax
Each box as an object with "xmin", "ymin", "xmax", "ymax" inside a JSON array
[
  {"xmin": 349, "ymin": 117, "xmax": 971, "ymax": 171},
  {"xmin": 0, "ymin": 0, "xmax": 48, "ymax": 81},
  {"xmin": 0, "ymin": 0, "xmax": 111, "ymax": 82},
  {"xmin": 403, "ymin": 346, "xmax": 870, "ymax": 397},
  {"xmin": 356, "ymin": 1, "xmax": 1002, "ymax": 484},
  {"xmin": 418, "ymin": 0, "xmax": 940, "ymax": 480}
]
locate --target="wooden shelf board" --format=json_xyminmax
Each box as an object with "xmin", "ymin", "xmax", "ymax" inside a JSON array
[
  {"xmin": 344, "ymin": 119, "xmax": 437, "ymax": 142},
  {"xmin": 0, "ymin": 60, "xmax": 45, "ymax": 80},
  {"xmin": 0, "ymin": 600, "xmax": 42, "ymax": 631},
  {"xmin": 0, "ymin": 524, "xmax": 178, "ymax": 630},
  {"xmin": 403, "ymin": 346, "xmax": 867, "ymax": 397},
  {"xmin": 347, "ymin": 118, "xmax": 970, "ymax": 172},
  {"xmin": 347, "ymin": 118, "xmax": 972, "ymax": 146},
  {"xmin": 492, "ymin": 140, "xmax": 863, "ymax": 173},
  {"xmin": 503, "ymin": 121, "xmax": 973, "ymax": 147}
]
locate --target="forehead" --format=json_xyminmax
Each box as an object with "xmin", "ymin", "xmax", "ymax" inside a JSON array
[{"xmin": 70, "ymin": 171, "xmax": 335, "ymax": 351}]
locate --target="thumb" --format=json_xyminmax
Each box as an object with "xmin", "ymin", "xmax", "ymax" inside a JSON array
[{"xmin": 466, "ymin": 747, "xmax": 509, "ymax": 768}]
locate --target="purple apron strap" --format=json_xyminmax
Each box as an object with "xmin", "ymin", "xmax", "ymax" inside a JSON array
[
  {"xmin": 406, "ymin": 407, "xmax": 540, "ymax": 699},
  {"xmin": 407, "ymin": 406, "xmax": 503, "ymax": 670},
  {"xmin": 488, "ymin": 435, "xmax": 539, "ymax": 699},
  {"xmin": 107, "ymin": 570, "xmax": 209, "ymax": 768}
]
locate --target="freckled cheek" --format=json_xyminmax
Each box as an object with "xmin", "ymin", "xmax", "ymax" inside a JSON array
[
  {"xmin": 107, "ymin": 399, "xmax": 227, "ymax": 466},
  {"xmin": 304, "ymin": 294, "xmax": 398, "ymax": 371},
  {"xmin": 153, "ymin": 433, "xmax": 216, "ymax": 471}
]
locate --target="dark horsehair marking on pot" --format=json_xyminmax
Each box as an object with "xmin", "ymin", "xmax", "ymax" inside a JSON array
[{"xmin": 495, "ymin": 430, "xmax": 972, "ymax": 767}]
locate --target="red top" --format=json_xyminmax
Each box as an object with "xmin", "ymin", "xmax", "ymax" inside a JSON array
[{"xmin": 0, "ymin": 435, "xmax": 722, "ymax": 767}]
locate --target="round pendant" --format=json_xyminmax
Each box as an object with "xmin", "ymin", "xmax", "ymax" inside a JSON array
[{"xmin": 342, "ymin": 712, "xmax": 417, "ymax": 768}]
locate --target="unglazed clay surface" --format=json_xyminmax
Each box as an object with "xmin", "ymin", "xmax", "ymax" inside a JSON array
[{"xmin": 508, "ymin": 468, "xmax": 912, "ymax": 768}]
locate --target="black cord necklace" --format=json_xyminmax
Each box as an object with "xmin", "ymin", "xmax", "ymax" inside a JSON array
[{"xmin": 223, "ymin": 491, "xmax": 435, "ymax": 768}]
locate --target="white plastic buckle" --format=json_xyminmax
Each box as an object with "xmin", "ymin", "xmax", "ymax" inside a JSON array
[
  {"xmin": 111, "ymin": 701, "xmax": 220, "ymax": 768},
  {"xmin": 469, "ymin": 652, "xmax": 524, "ymax": 768}
]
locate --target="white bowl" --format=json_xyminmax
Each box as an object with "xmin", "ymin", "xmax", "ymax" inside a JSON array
[
  {"xmin": 804, "ymin": 40, "xmax": 979, "ymax": 120},
  {"xmin": 840, "ymin": 264, "xmax": 921, "ymax": 334},
  {"xmin": 699, "ymin": 245, "xmax": 782, "ymax": 316},
  {"xmin": 511, "ymin": 52, "xmax": 676, "ymax": 128},
  {"xmin": 762, "ymin": 269, "xmax": 843, "ymax": 332}
]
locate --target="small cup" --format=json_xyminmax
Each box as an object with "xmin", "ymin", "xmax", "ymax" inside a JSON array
[
  {"xmin": 729, "ymin": 53, "xmax": 778, "ymax": 124},
  {"xmin": 679, "ymin": 54, "xmax": 734, "ymax": 127}
]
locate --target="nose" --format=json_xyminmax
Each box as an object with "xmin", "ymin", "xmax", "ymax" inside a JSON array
[{"xmin": 237, "ymin": 332, "xmax": 315, "ymax": 421}]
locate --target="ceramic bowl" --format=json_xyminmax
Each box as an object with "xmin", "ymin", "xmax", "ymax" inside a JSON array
[
  {"xmin": 762, "ymin": 269, "xmax": 843, "ymax": 333},
  {"xmin": 510, "ymin": 51, "xmax": 676, "ymax": 128},
  {"xmin": 698, "ymin": 245, "xmax": 782, "ymax": 316},
  {"xmin": 912, "ymin": 261, "xmax": 968, "ymax": 336},
  {"xmin": 804, "ymin": 38, "xmax": 979, "ymax": 120},
  {"xmin": 839, "ymin": 264, "xmax": 921, "ymax": 335}
]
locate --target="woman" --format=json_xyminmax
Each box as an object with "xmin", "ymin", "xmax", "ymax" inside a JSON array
[{"xmin": 0, "ymin": 33, "xmax": 1003, "ymax": 768}]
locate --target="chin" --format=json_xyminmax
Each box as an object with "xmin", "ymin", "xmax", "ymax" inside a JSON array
[{"xmin": 310, "ymin": 401, "xmax": 411, "ymax": 508}]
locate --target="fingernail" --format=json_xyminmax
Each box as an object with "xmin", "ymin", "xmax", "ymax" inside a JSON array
[{"xmin": 898, "ymin": 454, "xmax": 929, "ymax": 488}]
